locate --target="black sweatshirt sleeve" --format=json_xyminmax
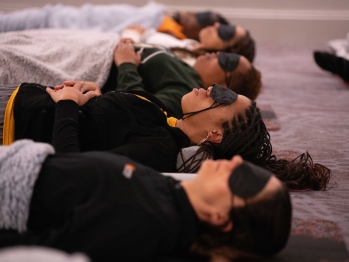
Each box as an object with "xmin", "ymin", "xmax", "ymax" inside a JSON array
[{"xmin": 52, "ymin": 100, "xmax": 80, "ymax": 153}]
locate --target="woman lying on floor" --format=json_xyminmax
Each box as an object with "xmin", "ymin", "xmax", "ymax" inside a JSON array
[
  {"xmin": 0, "ymin": 29, "xmax": 259, "ymax": 106},
  {"xmin": 121, "ymin": 21, "xmax": 255, "ymax": 63},
  {"xmin": 1, "ymin": 56, "xmax": 331, "ymax": 191},
  {"xmin": 0, "ymin": 3, "xmax": 255, "ymax": 62},
  {"xmin": 101, "ymin": 41, "xmax": 260, "ymax": 118},
  {"xmin": 0, "ymin": 139, "xmax": 291, "ymax": 262}
]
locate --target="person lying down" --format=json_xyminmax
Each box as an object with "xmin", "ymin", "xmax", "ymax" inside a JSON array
[
  {"xmin": 0, "ymin": 139, "xmax": 292, "ymax": 262},
  {"xmin": 1, "ymin": 78, "xmax": 331, "ymax": 191}
]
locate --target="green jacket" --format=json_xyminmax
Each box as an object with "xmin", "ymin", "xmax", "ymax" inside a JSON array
[{"xmin": 104, "ymin": 48, "xmax": 203, "ymax": 118}]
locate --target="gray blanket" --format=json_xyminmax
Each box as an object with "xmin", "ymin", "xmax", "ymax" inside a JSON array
[
  {"xmin": 0, "ymin": 2, "xmax": 165, "ymax": 33},
  {"xmin": 0, "ymin": 29, "xmax": 120, "ymax": 86},
  {"xmin": 0, "ymin": 140, "xmax": 55, "ymax": 232}
]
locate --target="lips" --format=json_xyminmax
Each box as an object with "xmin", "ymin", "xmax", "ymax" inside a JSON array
[{"xmin": 193, "ymin": 88, "xmax": 199, "ymax": 95}]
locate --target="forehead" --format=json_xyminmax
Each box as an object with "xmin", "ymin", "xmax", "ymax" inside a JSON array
[{"xmin": 226, "ymin": 94, "xmax": 251, "ymax": 118}]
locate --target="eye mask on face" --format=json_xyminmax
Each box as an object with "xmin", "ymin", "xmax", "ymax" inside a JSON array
[
  {"xmin": 218, "ymin": 52, "xmax": 241, "ymax": 72},
  {"xmin": 211, "ymin": 84, "xmax": 238, "ymax": 104},
  {"xmin": 195, "ymin": 11, "xmax": 213, "ymax": 26},
  {"xmin": 228, "ymin": 161, "xmax": 272, "ymax": 198},
  {"xmin": 218, "ymin": 24, "xmax": 236, "ymax": 41},
  {"xmin": 181, "ymin": 84, "xmax": 238, "ymax": 119}
]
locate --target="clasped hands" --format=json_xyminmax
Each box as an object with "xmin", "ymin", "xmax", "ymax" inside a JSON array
[
  {"xmin": 46, "ymin": 80, "xmax": 101, "ymax": 106},
  {"xmin": 47, "ymin": 40, "xmax": 142, "ymax": 105}
]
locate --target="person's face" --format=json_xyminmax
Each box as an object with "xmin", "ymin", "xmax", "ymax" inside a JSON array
[
  {"xmin": 193, "ymin": 52, "xmax": 251, "ymax": 87},
  {"xmin": 177, "ymin": 12, "xmax": 201, "ymax": 40},
  {"xmin": 181, "ymin": 86, "xmax": 251, "ymax": 128},
  {"xmin": 195, "ymin": 156, "xmax": 282, "ymax": 229},
  {"xmin": 195, "ymin": 156, "xmax": 245, "ymax": 228},
  {"xmin": 199, "ymin": 23, "xmax": 247, "ymax": 51},
  {"xmin": 177, "ymin": 11, "xmax": 220, "ymax": 40}
]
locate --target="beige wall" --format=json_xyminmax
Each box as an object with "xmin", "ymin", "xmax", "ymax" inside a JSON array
[{"xmin": 1, "ymin": 0, "xmax": 349, "ymax": 45}]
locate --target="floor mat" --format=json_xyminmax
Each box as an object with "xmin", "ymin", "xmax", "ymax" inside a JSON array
[{"xmin": 259, "ymin": 104, "xmax": 281, "ymax": 131}]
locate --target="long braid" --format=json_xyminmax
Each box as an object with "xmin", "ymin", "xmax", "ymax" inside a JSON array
[
  {"xmin": 265, "ymin": 152, "xmax": 332, "ymax": 191},
  {"xmin": 214, "ymin": 102, "xmax": 331, "ymax": 190},
  {"xmin": 215, "ymin": 102, "xmax": 272, "ymax": 165}
]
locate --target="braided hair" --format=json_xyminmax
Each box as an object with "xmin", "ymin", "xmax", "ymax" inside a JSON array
[{"xmin": 179, "ymin": 102, "xmax": 331, "ymax": 190}]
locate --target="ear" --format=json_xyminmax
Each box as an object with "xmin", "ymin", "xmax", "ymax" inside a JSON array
[{"xmin": 208, "ymin": 130, "xmax": 223, "ymax": 143}]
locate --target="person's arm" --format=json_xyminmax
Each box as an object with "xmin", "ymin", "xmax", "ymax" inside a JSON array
[
  {"xmin": 121, "ymin": 25, "xmax": 197, "ymax": 49},
  {"xmin": 116, "ymin": 63, "xmax": 145, "ymax": 92},
  {"xmin": 46, "ymin": 83, "xmax": 99, "ymax": 153},
  {"xmin": 51, "ymin": 100, "xmax": 80, "ymax": 153},
  {"xmin": 113, "ymin": 42, "xmax": 145, "ymax": 92}
]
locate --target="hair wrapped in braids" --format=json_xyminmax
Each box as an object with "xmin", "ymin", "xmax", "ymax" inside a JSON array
[
  {"xmin": 179, "ymin": 102, "xmax": 331, "ymax": 190},
  {"xmin": 216, "ymin": 102, "xmax": 331, "ymax": 190}
]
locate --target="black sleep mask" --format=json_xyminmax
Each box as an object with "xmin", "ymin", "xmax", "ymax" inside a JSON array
[
  {"xmin": 229, "ymin": 161, "xmax": 272, "ymax": 198},
  {"xmin": 195, "ymin": 11, "xmax": 214, "ymax": 26},
  {"xmin": 211, "ymin": 84, "xmax": 238, "ymax": 104},
  {"xmin": 218, "ymin": 52, "xmax": 241, "ymax": 72},
  {"xmin": 218, "ymin": 24, "xmax": 236, "ymax": 41}
]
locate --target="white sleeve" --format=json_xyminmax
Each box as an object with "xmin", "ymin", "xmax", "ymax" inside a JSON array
[{"xmin": 141, "ymin": 29, "xmax": 199, "ymax": 50}]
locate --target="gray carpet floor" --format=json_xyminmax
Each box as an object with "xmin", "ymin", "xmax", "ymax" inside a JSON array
[{"xmin": 254, "ymin": 42, "xmax": 349, "ymax": 254}]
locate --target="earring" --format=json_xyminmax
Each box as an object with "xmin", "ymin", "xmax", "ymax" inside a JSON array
[{"xmin": 198, "ymin": 135, "xmax": 209, "ymax": 145}]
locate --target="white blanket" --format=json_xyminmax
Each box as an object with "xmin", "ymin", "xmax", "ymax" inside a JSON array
[
  {"xmin": 0, "ymin": 29, "xmax": 120, "ymax": 86},
  {"xmin": 0, "ymin": 140, "xmax": 55, "ymax": 232},
  {"xmin": 0, "ymin": 2, "xmax": 165, "ymax": 34}
]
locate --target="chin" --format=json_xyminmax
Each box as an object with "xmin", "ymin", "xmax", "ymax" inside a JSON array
[
  {"xmin": 181, "ymin": 92, "xmax": 192, "ymax": 110},
  {"xmin": 198, "ymin": 30, "xmax": 206, "ymax": 42}
]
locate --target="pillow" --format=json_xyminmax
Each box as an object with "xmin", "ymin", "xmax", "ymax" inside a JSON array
[{"xmin": 176, "ymin": 146, "xmax": 212, "ymax": 172}]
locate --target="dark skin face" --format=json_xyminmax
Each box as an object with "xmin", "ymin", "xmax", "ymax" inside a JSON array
[{"xmin": 175, "ymin": 11, "xmax": 222, "ymax": 41}]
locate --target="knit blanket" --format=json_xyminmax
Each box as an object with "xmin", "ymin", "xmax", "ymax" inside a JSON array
[
  {"xmin": 0, "ymin": 140, "xmax": 55, "ymax": 232},
  {"xmin": 0, "ymin": 2, "xmax": 165, "ymax": 34},
  {"xmin": 0, "ymin": 29, "xmax": 120, "ymax": 86}
]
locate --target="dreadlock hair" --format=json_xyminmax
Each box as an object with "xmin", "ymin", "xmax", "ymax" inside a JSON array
[
  {"xmin": 178, "ymin": 102, "xmax": 331, "ymax": 191},
  {"xmin": 190, "ymin": 183, "xmax": 292, "ymax": 261},
  {"xmin": 215, "ymin": 102, "xmax": 331, "ymax": 190},
  {"xmin": 226, "ymin": 65, "xmax": 262, "ymax": 101},
  {"xmin": 226, "ymin": 30, "xmax": 256, "ymax": 63}
]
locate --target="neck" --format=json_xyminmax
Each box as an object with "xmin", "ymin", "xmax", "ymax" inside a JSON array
[
  {"xmin": 180, "ymin": 180, "xmax": 204, "ymax": 219},
  {"xmin": 176, "ymin": 118, "xmax": 204, "ymax": 145}
]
